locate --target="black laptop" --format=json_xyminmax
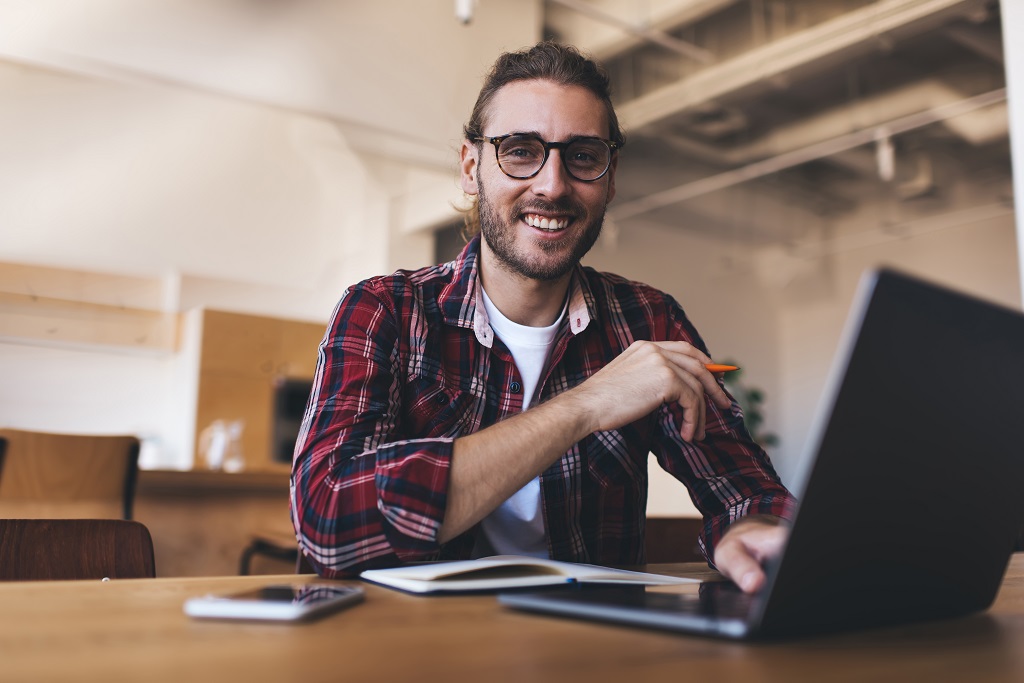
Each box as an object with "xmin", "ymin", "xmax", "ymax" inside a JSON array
[{"xmin": 500, "ymin": 267, "xmax": 1024, "ymax": 639}]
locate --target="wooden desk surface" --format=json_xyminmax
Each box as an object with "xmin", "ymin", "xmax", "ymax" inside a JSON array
[{"xmin": 4, "ymin": 555, "xmax": 1024, "ymax": 682}]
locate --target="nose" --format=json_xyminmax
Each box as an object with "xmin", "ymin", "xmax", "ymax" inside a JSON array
[{"xmin": 529, "ymin": 149, "xmax": 572, "ymax": 199}]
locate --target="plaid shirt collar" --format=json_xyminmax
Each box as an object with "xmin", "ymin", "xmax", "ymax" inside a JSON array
[{"xmin": 438, "ymin": 236, "xmax": 596, "ymax": 348}]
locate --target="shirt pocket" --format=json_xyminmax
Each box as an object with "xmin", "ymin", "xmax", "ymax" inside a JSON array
[{"xmin": 403, "ymin": 374, "xmax": 476, "ymax": 438}]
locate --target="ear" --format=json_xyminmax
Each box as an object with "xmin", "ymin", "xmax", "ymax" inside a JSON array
[
  {"xmin": 605, "ymin": 152, "xmax": 618, "ymax": 203},
  {"xmin": 460, "ymin": 140, "xmax": 480, "ymax": 196}
]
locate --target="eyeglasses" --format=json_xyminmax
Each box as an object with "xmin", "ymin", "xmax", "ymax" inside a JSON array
[{"xmin": 474, "ymin": 133, "xmax": 620, "ymax": 182}]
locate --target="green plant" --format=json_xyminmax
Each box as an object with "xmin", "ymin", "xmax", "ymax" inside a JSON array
[{"xmin": 719, "ymin": 361, "xmax": 779, "ymax": 448}]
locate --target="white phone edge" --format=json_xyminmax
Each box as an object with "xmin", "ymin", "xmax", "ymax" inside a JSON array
[{"xmin": 183, "ymin": 584, "xmax": 365, "ymax": 621}]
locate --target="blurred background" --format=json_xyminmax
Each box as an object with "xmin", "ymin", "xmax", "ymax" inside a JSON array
[{"xmin": 0, "ymin": 0, "xmax": 1019, "ymax": 520}]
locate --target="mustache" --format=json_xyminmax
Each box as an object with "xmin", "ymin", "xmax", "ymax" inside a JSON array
[{"xmin": 511, "ymin": 198, "xmax": 585, "ymax": 218}]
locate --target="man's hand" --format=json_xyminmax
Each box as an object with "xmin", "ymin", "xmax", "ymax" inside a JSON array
[
  {"xmin": 568, "ymin": 340, "xmax": 732, "ymax": 442},
  {"xmin": 713, "ymin": 516, "xmax": 789, "ymax": 594}
]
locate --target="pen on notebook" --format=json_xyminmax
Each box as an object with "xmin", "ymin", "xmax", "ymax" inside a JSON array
[{"xmin": 705, "ymin": 364, "xmax": 739, "ymax": 373}]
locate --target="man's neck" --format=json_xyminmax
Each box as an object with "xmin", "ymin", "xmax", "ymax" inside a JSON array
[{"xmin": 478, "ymin": 251, "xmax": 572, "ymax": 328}]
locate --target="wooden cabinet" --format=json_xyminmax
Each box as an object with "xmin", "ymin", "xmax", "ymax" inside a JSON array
[
  {"xmin": 135, "ymin": 469, "xmax": 295, "ymax": 577},
  {"xmin": 194, "ymin": 310, "xmax": 324, "ymax": 471}
]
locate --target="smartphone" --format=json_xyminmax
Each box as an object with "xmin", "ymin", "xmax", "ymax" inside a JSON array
[{"xmin": 183, "ymin": 583, "xmax": 365, "ymax": 622}]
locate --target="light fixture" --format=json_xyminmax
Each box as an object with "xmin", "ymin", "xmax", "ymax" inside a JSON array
[
  {"xmin": 874, "ymin": 129, "xmax": 895, "ymax": 182},
  {"xmin": 455, "ymin": 0, "xmax": 476, "ymax": 25}
]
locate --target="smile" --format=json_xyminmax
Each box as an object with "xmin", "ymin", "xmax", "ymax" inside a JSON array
[{"xmin": 524, "ymin": 214, "xmax": 569, "ymax": 231}]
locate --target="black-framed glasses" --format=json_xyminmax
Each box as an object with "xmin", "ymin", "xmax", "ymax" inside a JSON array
[{"xmin": 474, "ymin": 133, "xmax": 620, "ymax": 182}]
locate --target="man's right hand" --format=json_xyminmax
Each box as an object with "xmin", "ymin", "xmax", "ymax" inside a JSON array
[{"xmin": 565, "ymin": 340, "xmax": 732, "ymax": 442}]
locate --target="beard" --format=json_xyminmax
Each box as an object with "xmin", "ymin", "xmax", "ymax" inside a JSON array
[{"xmin": 477, "ymin": 175, "xmax": 606, "ymax": 282}]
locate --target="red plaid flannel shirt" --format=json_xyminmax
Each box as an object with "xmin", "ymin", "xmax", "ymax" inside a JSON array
[{"xmin": 291, "ymin": 237, "xmax": 796, "ymax": 577}]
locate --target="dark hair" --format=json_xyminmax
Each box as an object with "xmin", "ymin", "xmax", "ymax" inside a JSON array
[
  {"xmin": 463, "ymin": 41, "xmax": 625, "ymax": 145},
  {"xmin": 458, "ymin": 42, "xmax": 625, "ymax": 238}
]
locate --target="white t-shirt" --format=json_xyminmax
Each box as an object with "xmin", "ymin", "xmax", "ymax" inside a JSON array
[{"xmin": 471, "ymin": 287, "xmax": 565, "ymax": 558}]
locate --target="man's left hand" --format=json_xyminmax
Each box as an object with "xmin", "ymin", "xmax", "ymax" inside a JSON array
[{"xmin": 712, "ymin": 516, "xmax": 789, "ymax": 594}]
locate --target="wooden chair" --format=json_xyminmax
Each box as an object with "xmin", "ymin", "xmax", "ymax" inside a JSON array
[
  {"xmin": 239, "ymin": 528, "xmax": 315, "ymax": 575},
  {"xmin": 645, "ymin": 516, "xmax": 706, "ymax": 563},
  {"xmin": 0, "ymin": 519, "xmax": 156, "ymax": 580},
  {"xmin": 0, "ymin": 429, "xmax": 140, "ymax": 520},
  {"xmin": 239, "ymin": 529, "xmax": 299, "ymax": 574}
]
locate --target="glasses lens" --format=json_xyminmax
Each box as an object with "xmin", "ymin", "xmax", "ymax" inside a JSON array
[
  {"xmin": 564, "ymin": 138, "xmax": 611, "ymax": 180},
  {"xmin": 496, "ymin": 135, "xmax": 546, "ymax": 178}
]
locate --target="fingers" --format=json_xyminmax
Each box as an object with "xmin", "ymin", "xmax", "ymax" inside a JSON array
[
  {"xmin": 576, "ymin": 340, "xmax": 735, "ymax": 441},
  {"xmin": 714, "ymin": 521, "xmax": 789, "ymax": 594},
  {"xmin": 643, "ymin": 342, "xmax": 733, "ymax": 411},
  {"xmin": 642, "ymin": 342, "xmax": 733, "ymax": 439},
  {"xmin": 713, "ymin": 536, "xmax": 765, "ymax": 593}
]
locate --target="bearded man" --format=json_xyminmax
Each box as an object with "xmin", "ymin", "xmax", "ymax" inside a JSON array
[{"xmin": 291, "ymin": 41, "xmax": 795, "ymax": 593}]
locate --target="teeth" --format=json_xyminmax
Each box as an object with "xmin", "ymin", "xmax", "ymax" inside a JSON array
[{"xmin": 525, "ymin": 214, "xmax": 569, "ymax": 231}]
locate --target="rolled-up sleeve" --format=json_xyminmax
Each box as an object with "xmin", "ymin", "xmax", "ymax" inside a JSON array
[
  {"xmin": 290, "ymin": 281, "xmax": 454, "ymax": 577},
  {"xmin": 651, "ymin": 298, "xmax": 798, "ymax": 564}
]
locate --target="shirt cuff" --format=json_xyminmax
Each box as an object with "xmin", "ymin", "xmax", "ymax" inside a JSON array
[
  {"xmin": 374, "ymin": 437, "xmax": 454, "ymax": 560},
  {"xmin": 698, "ymin": 492, "xmax": 799, "ymax": 566}
]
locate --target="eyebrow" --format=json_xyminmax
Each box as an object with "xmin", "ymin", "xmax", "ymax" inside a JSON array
[{"xmin": 499, "ymin": 130, "xmax": 604, "ymax": 141}]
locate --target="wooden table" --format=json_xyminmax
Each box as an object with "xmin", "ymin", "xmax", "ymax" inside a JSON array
[{"xmin": 4, "ymin": 556, "xmax": 1024, "ymax": 682}]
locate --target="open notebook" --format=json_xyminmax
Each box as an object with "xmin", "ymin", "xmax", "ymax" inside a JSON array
[
  {"xmin": 360, "ymin": 555, "xmax": 696, "ymax": 594},
  {"xmin": 501, "ymin": 268, "xmax": 1024, "ymax": 639}
]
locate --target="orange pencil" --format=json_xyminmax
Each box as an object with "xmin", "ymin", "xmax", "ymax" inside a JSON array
[{"xmin": 705, "ymin": 363, "xmax": 739, "ymax": 373}]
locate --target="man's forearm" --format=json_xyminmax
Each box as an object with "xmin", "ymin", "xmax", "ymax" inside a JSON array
[
  {"xmin": 436, "ymin": 339, "xmax": 737, "ymax": 544},
  {"xmin": 437, "ymin": 390, "xmax": 594, "ymax": 543}
]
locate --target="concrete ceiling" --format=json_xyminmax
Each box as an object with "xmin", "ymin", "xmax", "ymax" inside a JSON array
[
  {"xmin": 544, "ymin": 0, "xmax": 1012, "ymax": 245},
  {"xmin": 1, "ymin": 0, "xmax": 1012, "ymax": 260}
]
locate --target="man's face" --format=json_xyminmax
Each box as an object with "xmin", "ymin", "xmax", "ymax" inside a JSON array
[{"xmin": 460, "ymin": 79, "xmax": 617, "ymax": 282}]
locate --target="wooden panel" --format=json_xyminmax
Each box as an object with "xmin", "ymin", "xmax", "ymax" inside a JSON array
[
  {"xmin": 194, "ymin": 310, "xmax": 324, "ymax": 470},
  {"xmin": 135, "ymin": 469, "xmax": 293, "ymax": 577},
  {"xmin": 0, "ymin": 291, "xmax": 178, "ymax": 352},
  {"xmin": 195, "ymin": 374, "xmax": 274, "ymax": 471},
  {"xmin": 0, "ymin": 262, "xmax": 177, "ymax": 352},
  {"xmin": 0, "ymin": 261, "xmax": 165, "ymax": 308}
]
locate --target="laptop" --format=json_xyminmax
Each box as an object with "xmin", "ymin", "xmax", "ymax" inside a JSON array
[{"xmin": 500, "ymin": 267, "xmax": 1024, "ymax": 639}]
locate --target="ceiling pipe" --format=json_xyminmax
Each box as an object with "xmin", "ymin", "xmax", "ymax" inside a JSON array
[
  {"xmin": 546, "ymin": 0, "xmax": 714, "ymax": 63},
  {"xmin": 611, "ymin": 87, "xmax": 1007, "ymax": 221},
  {"xmin": 617, "ymin": 0, "xmax": 993, "ymax": 131},
  {"xmin": 546, "ymin": 0, "xmax": 738, "ymax": 61},
  {"xmin": 652, "ymin": 77, "xmax": 1009, "ymax": 169}
]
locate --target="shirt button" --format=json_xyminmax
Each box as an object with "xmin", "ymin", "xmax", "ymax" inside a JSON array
[
  {"xmin": 510, "ymin": 381, "xmax": 522, "ymax": 394},
  {"xmin": 434, "ymin": 393, "xmax": 448, "ymax": 405}
]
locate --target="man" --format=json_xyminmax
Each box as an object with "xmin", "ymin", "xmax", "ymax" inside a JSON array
[{"xmin": 291, "ymin": 41, "xmax": 796, "ymax": 593}]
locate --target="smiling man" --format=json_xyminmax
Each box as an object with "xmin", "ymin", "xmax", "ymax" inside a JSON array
[{"xmin": 291, "ymin": 41, "xmax": 796, "ymax": 593}]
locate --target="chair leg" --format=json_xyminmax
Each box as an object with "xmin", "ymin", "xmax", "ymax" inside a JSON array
[{"xmin": 239, "ymin": 539, "xmax": 300, "ymax": 575}]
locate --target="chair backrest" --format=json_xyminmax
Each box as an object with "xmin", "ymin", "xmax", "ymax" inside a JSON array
[
  {"xmin": 0, "ymin": 429, "xmax": 140, "ymax": 520},
  {"xmin": 0, "ymin": 519, "xmax": 156, "ymax": 580}
]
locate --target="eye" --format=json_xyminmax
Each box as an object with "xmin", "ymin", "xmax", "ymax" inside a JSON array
[
  {"xmin": 571, "ymin": 149, "xmax": 599, "ymax": 164},
  {"xmin": 567, "ymin": 140, "xmax": 608, "ymax": 167},
  {"xmin": 500, "ymin": 137, "xmax": 544, "ymax": 161}
]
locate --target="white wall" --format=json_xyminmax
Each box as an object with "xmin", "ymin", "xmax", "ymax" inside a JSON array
[
  {"xmin": 0, "ymin": 342, "xmax": 178, "ymax": 464},
  {"xmin": 1002, "ymin": 0, "xmax": 1024, "ymax": 304},
  {"xmin": 769, "ymin": 209, "xmax": 1019, "ymax": 483},
  {"xmin": 0, "ymin": 2, "xmax": 543, "ymax": 468},
  {"xmin": 584, "ymin": 195, "xmax": 1019, "ymax": 499}
]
